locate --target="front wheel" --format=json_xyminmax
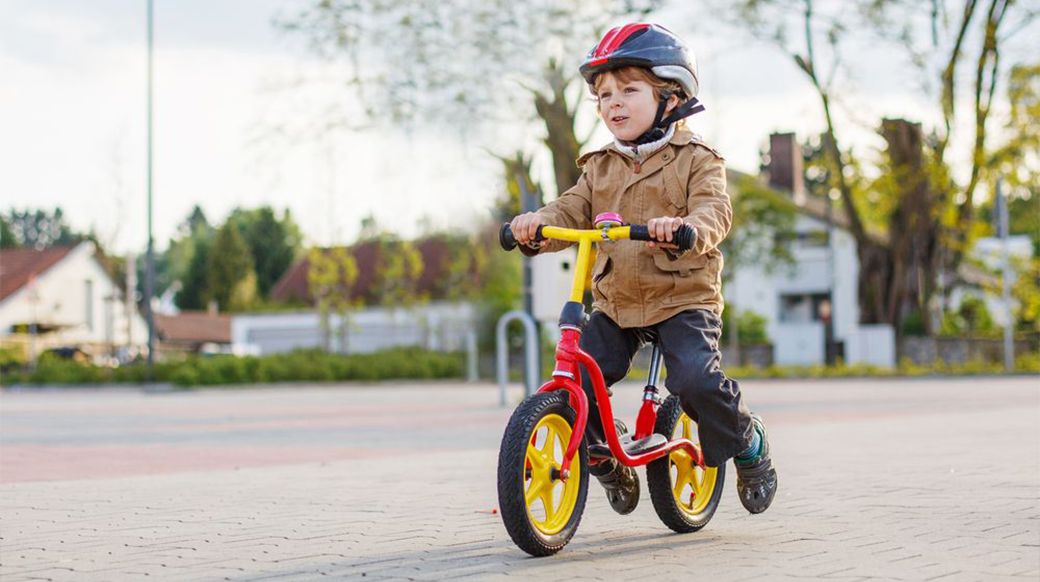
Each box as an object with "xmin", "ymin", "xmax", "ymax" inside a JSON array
[
  {"xmin": 497, "ymin": 390, "xmax": 589, "ymax": 556},
  {"xmin": 646, "ymin": 395, "xmax": 725, "ymax": 533}
]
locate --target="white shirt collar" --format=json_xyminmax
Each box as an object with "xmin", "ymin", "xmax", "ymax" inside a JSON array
[{"xmin": 613, "ymin": 124, "xmax": 676, "ymax": 162}]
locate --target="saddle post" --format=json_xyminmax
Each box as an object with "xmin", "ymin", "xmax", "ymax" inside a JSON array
[{"xmin": 633, "ymin": 344, "xmax": 665, "ymax": 440}]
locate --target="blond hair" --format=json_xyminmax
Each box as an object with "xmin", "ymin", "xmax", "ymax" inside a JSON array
[
  {"xmin": 591, "ymin": 66, "xmax": 685, "ymax": 101},
  {"xmin": 591, "ymin": 66, "xmax": 687, "ymax": 127}
]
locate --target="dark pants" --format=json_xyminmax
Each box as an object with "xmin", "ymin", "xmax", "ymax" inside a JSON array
[{"xmin": 578, "ymin": 309, "xmax": 753, "ymax": 467}]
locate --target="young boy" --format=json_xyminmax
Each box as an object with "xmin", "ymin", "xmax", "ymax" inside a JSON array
[{"xmin": 509, "ymin": 23, "xmax": 777, "ymax": 515}]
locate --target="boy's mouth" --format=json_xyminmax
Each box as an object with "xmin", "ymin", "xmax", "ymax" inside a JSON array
[{"xmin": 611, "ymin": 115, "xmax": 628, "ymax": 123}]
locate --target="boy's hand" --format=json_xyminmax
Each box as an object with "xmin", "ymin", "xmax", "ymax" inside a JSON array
[
  {"xmin": 645, "ymin": 216, "xmax": 686, "ymax": 250},
  {"xmin": 510, "ymin": 212, "xmax": 545, "ymax": 246}
]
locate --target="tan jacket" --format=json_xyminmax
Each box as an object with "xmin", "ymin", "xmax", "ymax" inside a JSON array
[{"xmin": 535, "ymin": 127, "xmax": 732, "ymax": 328}]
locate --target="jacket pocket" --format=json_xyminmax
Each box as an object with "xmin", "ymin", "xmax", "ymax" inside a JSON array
[
  {"xmin": 652, "ymin": 252, "xmax": 709, "ymax": 305},
  {"xmin": 652, "ymin": 251, "xmax": 708, "ymax": 274},
  {"xmin": 592, "ymin": 255, "xmax": 613, "ymax": 299}
]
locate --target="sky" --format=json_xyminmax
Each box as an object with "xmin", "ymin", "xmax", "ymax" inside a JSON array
[{"xmin": 2, "ymin": 0, "xmax": 1036, "ymax": 254}]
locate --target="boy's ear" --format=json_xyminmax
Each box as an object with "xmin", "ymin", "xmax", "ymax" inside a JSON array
[{"xmin": 665, "ymin": 93, "xmax": 681, "ymax": 114}]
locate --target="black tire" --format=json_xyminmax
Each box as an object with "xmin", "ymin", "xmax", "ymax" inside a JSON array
[
  {"xmin": 497, "ymin": 390, "xmax": 589, "ymax": 556},
  {"xmin": 646, "ymin": 395, "xmax": 725, "ymax": 533}
]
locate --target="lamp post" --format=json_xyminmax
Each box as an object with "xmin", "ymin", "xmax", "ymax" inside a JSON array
[{"xmin": 144, "ymin": 0, "xmax": 157, "ymax": 377}]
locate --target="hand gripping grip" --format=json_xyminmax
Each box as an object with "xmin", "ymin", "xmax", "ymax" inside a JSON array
[
  {"xmin": 629, "ymin": 223, "xmax": 696, "ymax": 253},
  {"xmin": 499, "ymin": 223, "xmax": 546, "ymax": 252}
]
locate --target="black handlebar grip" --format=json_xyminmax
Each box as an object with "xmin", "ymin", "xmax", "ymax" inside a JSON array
[
  {"xmin": 629, "ymin": 223, "xmax": 696, "ymax": 252},
  {"xmin": 674, "ymin": 224, "xmax": 696, "ymax": 252},
  {"xmin": 629, "ymin": 225, "xmax": 652, "ymax": 241},
  {"xmin": 499, "ymin": 223, "xmax": 518, "ymax": 251},
  {"xmin": 499, "ymin": 223, "xmax": 547, "ymax": 252}
]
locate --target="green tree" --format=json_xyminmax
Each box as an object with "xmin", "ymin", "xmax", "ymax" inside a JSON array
[
  {"xmin": 3, "ymin": 208, "xmax": 82, "ymax": 249},
  {"xmin": 176, "ymin": 235, "xmax": 212, "ymax": 310},
  {"xmin": 163, "ymin": 205, "xmax": 214, "ymax": 305},
  {"xmin": 374, "ymin": 237, "xmax": 425, "ymax": 308},
  {"xmin": 206, "ymin": 222, "xmax": 257, "ymax": 311},
  {"xmin": 0, "ymin": 216, "xmax": 18, "ymax": 248},
  {"xmin": 307, "ymin": 246, "xmax": 360, "ymax": 351},
  {"xmin": 227, "ymin": 206, "xmax": 302, "ymax": 298}
]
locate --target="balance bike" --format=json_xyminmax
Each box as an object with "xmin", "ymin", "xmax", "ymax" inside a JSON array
[{"xmin": 496, "ymin": 213, "xmax": 725, "ymax": 556}]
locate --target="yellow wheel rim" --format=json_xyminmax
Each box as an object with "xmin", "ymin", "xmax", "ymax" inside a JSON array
[
  {"xmin": 524, "ymin": 413, "xmax": 581, "ymax": 535},
  {"xmin": 668, "ymin": 414, "xmax": 718, "ymax": 516}
]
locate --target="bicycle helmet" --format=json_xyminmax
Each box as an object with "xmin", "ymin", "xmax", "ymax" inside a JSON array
[{"xmin": 580, "ymin": 23, "xmax": 704, "ymax": 144}]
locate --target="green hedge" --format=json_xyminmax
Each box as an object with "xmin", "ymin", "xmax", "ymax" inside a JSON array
[
  {"xmin": 625, "ymin": 353, "xmax": 1040, "ymax": 381},
  {"xmin": 1, "ymin": 348, "xmax": 465, "ymax": 388}
]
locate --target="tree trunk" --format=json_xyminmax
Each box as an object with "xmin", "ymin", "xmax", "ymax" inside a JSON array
[
  {"xmin": 533, "ymin": 59, "xmax": 583, "ymax": 197},
  {"xmin": 880, "ymin": 118, "xmax": 942, "ymax": 336}
]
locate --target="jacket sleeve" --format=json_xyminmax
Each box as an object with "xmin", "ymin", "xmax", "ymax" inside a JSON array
[
  {"xmin": 531, "ymin": 170, "xmax": 594, "ymax": 253},
  {"xmin": 681, "ymin": 149, "xmax": 732, "ymax": 256}
]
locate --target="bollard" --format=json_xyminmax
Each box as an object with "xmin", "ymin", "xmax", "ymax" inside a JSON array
[
  {"xmin": 465, "ymin": 330, "xmax": 478, "ymax": 383},
  {"xmin": 495, "ymin": 311, "xmax": 539, "ymax": 407}
]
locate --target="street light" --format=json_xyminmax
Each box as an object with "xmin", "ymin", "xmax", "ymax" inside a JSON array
[{"xmin": 144, "ymin": 0, "xmax": 157, "ymax": 377}]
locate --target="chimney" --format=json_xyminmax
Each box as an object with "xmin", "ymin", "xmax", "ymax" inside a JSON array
[
  {"xmin": 208, "ymin": 300, "xmax": 219, "ymax": 316},
  {"xmin": 767, "ymin": 132, "xmax": 805, "ymax": 204}
]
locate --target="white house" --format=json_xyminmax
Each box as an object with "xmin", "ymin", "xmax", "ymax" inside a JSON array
[{"xmin": 0, "ymin": 242, "xmax": 147, "ymax": 362}]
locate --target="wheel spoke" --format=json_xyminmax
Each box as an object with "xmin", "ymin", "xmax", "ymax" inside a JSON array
[
  {"xmin": 680, "ymin": 416, "xmax": 692, "ymax": 441},
  {"xmin": 540, "ymin": 425, "xmax": 557, "ymax": 454},
  {"xmin": 539, "ymin": 486, "xmax": 556, "ymax": 521},
  {"xmin": 526, "ymin": 444, "xmax": 548, "ymax": 471},
  {"xmin": 672, "ymin": 459, "xmax": 692, "ymax": 501},
  {"xmin": 525, "ymin": 478, "xmax": 544, "ymax": 506}
]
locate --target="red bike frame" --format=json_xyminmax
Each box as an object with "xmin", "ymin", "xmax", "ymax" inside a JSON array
[{"xmin": 539, "ymin": 326, "xmax": 705, "ymax": 481}]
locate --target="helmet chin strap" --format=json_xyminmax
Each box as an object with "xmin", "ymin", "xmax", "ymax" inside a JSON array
[{"xmin": 631, "ymin": 92, "xmax": 706, "ymax": 145}]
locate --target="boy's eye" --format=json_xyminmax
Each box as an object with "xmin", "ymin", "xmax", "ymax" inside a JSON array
[
  {"xmin": 624, "ymin": 87, "xmax": 638, "ymax": 93},
  {"xmin": 598, "ymin": 92, "xmax": 611, "ymax": 99}
]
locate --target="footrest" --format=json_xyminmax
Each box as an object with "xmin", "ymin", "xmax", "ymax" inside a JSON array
[{"xmin": 588, "ymin": 433, "xmax": 669, "ymax": 459}]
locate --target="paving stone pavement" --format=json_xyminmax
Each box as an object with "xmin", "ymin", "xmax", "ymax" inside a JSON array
[{"xmin": 1, "ymin": 377, "xmax": 1038, "ymax": 581}]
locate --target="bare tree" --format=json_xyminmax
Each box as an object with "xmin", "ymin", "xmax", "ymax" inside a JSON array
[
  {"xmin": 715, "ymin": 0, "xmax": 1033, "ymax": 335},
  {"xmin": 279, "ymin": 0, "xmax": 662, "ymax": 197}
]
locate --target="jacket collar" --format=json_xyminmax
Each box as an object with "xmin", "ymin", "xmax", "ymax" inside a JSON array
[
  {"xmin": 577, "ymin": 126, "xmax": 694, "ymax": 169},
  {"xmin": 612, "ymin": 124, "xmax": 675, "ymax": 161}
]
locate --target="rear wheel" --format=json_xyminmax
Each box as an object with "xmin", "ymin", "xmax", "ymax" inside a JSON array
[
  {"xmin": 646, "ymin": 395, "xmax": 724, "ymax": 533},
  {"xmin": 497, "ymin": 390, "xmax": 589, "ymax": 556}
]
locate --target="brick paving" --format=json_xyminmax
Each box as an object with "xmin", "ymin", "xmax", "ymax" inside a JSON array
[{"xmin": 1, "ymin": 377, "xmax": 1038, "ymax": 580}]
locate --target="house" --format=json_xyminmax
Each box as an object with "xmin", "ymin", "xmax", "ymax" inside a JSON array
[
  {"xmin": 155, "ymin": 309, "xmax": 232, "ymax": 355},
  {"xmin": 241, "ymin": 238, "xmax": 477, "ymax": 355},
  {"xmin": 0, "ymin": 242, "xmax": 147, "ymax": 362}
]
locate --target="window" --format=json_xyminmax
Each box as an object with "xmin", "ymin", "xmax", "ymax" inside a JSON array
[{"xmin": 779, "ymin": 293, "xmax": 830, "ymax": 323}]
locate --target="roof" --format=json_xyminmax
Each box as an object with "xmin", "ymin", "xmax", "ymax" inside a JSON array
[
  {"xmin": 0, "ymin": 245, "xmax": 78, "ymax": 303},
  {"xmin": 155, "ymin": 311, "xmax": 232, "ymax": 344},
  {"xmin": 727, "ymin": 169, "xmax": 890, "ymax": 246},
  {"xmin": 270, "ymin": 238, "xmax": 455, "ymax": 305}
]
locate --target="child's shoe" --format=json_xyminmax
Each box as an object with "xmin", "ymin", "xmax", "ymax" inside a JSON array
[
  {"xmin": 590, "ymin": 457, "xmax": 640, "ymax": 515},
  {"xmin": 734, "ymin": 414, "xmax": 777, "ymax": 514}
]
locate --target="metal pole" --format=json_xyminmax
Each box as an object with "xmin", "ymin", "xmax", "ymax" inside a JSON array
[
  {"xmin": 997, "ymin": 179, "xmax": 1014, "ymax": 372},
  {"xmin": 144, "ymin": 0, "xmax": 157, "ymax": 377},
  {"xmin": 516, "ymin": 173, "xmax": 541, "ymax": 385},
  {"xmin": 496, "ymin": 311, "xmax": 539, "ymax": 406},
  {"xmin": 824, "ymin": 190, "xmax": 836, "ymax": 365}
]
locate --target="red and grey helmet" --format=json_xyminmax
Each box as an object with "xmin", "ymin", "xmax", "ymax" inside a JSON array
[{"xmin": 579, "ymin": 23, "xmax": 699, "ymax": 99}]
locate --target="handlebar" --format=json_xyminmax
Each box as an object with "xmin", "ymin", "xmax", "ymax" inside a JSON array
[{"xmin": 499, "ymin": 222, "xmax": 696, "ymax": 253}]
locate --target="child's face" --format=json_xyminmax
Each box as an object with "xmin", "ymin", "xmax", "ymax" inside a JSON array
[{"xmin": 596, "ymin": 72, "xmax": 665, "ymax": 143}]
